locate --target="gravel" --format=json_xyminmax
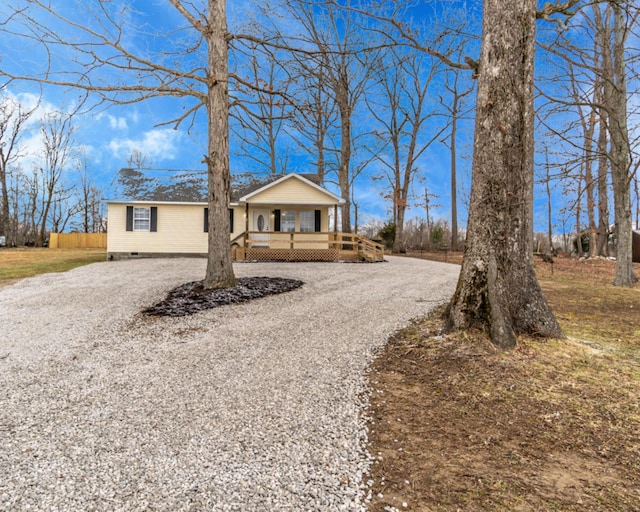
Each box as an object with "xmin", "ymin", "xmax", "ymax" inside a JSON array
[{"xmin": 0, "ymin": 256, "xmax": 459, "ymax": 511}]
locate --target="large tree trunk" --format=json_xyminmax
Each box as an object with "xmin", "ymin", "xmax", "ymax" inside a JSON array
[
  {"xmin": 450, "ymin": 99, "xmax": 459, "ymax": 252},
  {"xmin": 0, "ymin": 172, "xmax": 9, "ymax": 244},
  {"xmin": 609, "ymin": 1, "xmax": 637, "ymax": 286},
  {"xmin": 446, "ymin": 0, "xmax": 563, "ymax": 349},
  {"xmin": 583, "ymin": 103, "xmax": 598, "ymax": 258},
  {"xmin": 394, "ymin": 200, "xmax": 407, "ymax": 253},
  {"xmin": 203, "ymin": 0, "xmax": 236, "ymax": 289},
  {"xmin": 338, "ymin": 94, "xmax": 352, "ymax": 233},
  {"xmin": 594, "ymin": 4, "xmax": 611, "ymax": 258},
  {"xmin": 597, "ymin": 110, "xmax": 610, "ymax": 256}
]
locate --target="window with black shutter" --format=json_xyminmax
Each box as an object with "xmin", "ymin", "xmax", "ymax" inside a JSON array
[
  {"xmin": 126, "ymin": 206, "xmax": 133, "ymax": 231},
  {"xmin": 150, "ymin": 207, "xmax": 157, "ymax": 232}
]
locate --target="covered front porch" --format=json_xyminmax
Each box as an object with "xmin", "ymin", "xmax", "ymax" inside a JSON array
[
  {"xmin": 230, "ymin": 173, "xmax": 384, "ymax": 262},
  {"xmin": 233, "ymin": 231, "xmax": 384, "ymax": 262}
]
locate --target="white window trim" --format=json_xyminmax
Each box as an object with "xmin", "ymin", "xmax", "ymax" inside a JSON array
[
  {"xmin": 280, "ymin": 210, "xmax": 296, "ymax": 233},
  {"xmin": 299, "ymin": 210, "xmax": 315, "ymax": 233},
  {"xmin": 133, "ymin": 206, "xmax": 151, "ymax": 231}
]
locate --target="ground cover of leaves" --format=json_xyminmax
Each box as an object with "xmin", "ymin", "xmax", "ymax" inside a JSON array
[
  {"xmin": 143, "ymin": 276, "xmax": 304, "ymax": 316},
  {"xmin": 367, "ymin": 255, "xmax": 640, "ymax": 511}
]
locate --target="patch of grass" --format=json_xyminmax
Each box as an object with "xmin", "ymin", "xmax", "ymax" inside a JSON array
[
  {"xmin": 368, "ymin": 255, "xmax": 640, "ymax": 512},
  {"xmin": 0, "ymin": 247, "xmax": 106, "ymax": 287},
  {"xmin": 536, "ymin": 256, "xmax": 640, "ymax": 350}
]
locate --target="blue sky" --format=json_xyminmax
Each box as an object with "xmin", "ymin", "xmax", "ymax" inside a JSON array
[
  {"xmin": 1, "ymin": 1, "xmax": 636, "ymax": 236},
  {"xmin": 0, "ymin": 0, "xmax": 480, "ymax": 233}
]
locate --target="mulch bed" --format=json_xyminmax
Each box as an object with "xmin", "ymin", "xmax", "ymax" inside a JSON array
[{"xmin": 143, "ymin": 277, "xmax": 304, "ymax": 317}]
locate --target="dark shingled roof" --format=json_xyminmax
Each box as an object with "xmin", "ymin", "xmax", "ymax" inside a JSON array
[{"xmin": 112, "ymin": 169, "xmax": 323, "ymax": 203}]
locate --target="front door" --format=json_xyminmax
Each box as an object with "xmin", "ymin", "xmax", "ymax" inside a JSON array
[{"xmin": 252, "ymin": 209, "xmax": 270, "ymax": 247}]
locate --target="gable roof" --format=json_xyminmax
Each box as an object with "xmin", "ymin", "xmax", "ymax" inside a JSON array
[
  {"xmin": 239, "ymin": 173, "xmax": 344, "ymax": 204},
  {"xmin": 107, "ymin": 172, "xmax": 343, "ymax": 206}
]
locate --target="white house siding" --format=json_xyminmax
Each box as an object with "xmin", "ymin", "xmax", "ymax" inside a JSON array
[
  {"xmin": 230, "ymin": 205, "xmax": 244, "ymax": 237},
  {"xmin": 247, "ymin": 178, "xmax": 338, "ymax": 205},
  {"xmin": 108, "ymin": 202, "xmax": 208, "ymax": 256}
]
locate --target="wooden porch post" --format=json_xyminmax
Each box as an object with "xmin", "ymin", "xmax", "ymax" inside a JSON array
[{"xmin": 334, "ymin": 205, "xmax": 338, "ymax": 233}]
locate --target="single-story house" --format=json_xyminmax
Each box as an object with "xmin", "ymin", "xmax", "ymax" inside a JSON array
[{"xmin": 107, "ymin": 173, "xmax": 383, "ymax": 262}]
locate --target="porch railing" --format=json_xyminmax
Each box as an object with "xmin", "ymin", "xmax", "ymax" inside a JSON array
[{"xmin": 236, "ymin": 231, "xmax": 384, "ymax": 262}]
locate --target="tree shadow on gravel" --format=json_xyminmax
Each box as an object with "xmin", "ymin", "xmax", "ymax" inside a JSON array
[{"xmin": 143, "ymin": 277, "xmax": 304, "ymax": 317}]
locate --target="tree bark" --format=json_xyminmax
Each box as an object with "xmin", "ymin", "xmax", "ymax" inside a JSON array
[
  {"xmin": 338, "ymin": 89, "xmax": 352, "ymax": 233},
  {"xmin": 608, "ymin": 1, "xmax": 637, "ymax": 286},
  {"xmin": 450, "ymin": 94, "xmax": 459, "ymax": 252},
  {"xmin": 203, "ymin": 0, "xmax": 236, "ymax": 289},
  {"xmin": 594, "ymin": 4, "xmax": 612, "ymax": 257},
  {"xmin": 446, "ymin": 0, "xmax": 563, "ymax": 349},
  {"xmin": 596, "ymin": 105, "xmax": 610, "ymax": 256}
]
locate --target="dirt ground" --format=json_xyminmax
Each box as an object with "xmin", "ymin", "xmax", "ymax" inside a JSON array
[{"xmin": 367, "ymin": 254, "xmax": 640, "ymax": 511}]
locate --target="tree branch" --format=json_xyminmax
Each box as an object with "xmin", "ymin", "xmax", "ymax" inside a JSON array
[{"xmin": 536, "ymin": 0, "xmax": 583, "ymax": 29}]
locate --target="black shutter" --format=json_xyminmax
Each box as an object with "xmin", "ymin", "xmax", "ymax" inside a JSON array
[
  {"xmin": 273, "ymin": 209, "xmax": 281, "ymax": 232},
  {"xmin": 150, "ymin": 207, "xmax": 158, "ymax": 232},
  {"xmin": 314, "ymin": 210, "xmax": 321, "ymax": 232},
  {"xmin": 126, "ymin": 206, "xmax": 133, "ymax": 231},
  {"xmin": 229, "ymin": 208, "xmax": 234, "ymax": 233},
  {"xmin": 204, "ymin": 208, "xmax": 209, "ymax": 232}
]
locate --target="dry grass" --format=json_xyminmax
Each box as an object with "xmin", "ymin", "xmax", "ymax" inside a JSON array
[
  {"xmin": 0, "ymin": 247, "xmax": 106, "ymax": 288},
  {"xmin": 368, "ymin": 253, "xmax": 640, "ymax": 511}
]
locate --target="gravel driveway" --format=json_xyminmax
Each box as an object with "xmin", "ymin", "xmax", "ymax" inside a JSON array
[{"xmin": 0, "ymin": 256, "xmax": 459, "ymax": 511}]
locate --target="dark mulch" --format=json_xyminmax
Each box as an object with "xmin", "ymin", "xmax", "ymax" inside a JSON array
[{"xmin": 143, "ymin": 276, "xmax": 304, "ymax": 317}]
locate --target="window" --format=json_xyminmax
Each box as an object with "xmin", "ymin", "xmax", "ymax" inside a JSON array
[
  {"xmin": 300, "ymin": 210, "xmax": 321, "ymax": 232},
  {"xmin": 299, "ymin": 211, "xmax": 315, "ymax": 232},
  {"xmin": 126, "ymin": 205, "xmax": 157, "ymax": 232},
  {"xmin": 280, "ymin": 210, "xmax": 296, "ymax": 232},
  {"xmin": 133, "ymin": 207, "xmax": 150, "ymax": 231}
]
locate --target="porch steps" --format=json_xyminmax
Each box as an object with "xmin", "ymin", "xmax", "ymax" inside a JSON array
[{"xmin": 356, "ymin": 235, "xmax": 384, "ymax": 262}]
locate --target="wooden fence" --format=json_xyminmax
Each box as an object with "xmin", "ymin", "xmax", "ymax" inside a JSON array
[{"xmin": 49, "ymin": 232, "xmax": 107, "ymax": 249}]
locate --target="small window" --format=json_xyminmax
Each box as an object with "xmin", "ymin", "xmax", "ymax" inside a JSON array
[
  {"xmin": 133, "ymin": 207, "xmax": 150, "ymax": 231},
  {"xmin": 281, "ymin": 210, "xmax": 296, "ymax": 232},
  {"xmin": 299, "ymin": 211, "xmax": 315, "ymax": 232}
]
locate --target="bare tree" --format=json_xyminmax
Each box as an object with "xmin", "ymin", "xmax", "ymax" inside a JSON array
[
  {"xmin": 231, "ymin": 43, "xmax": 293, "ymax": 175},
  {"xmin": 282, "ymin": 1, "xmax": 382, "ymax": 232},
  {"xmin": 604, "ymin": 1, "xmax": 638, "ymax": 285},
  {"xmin": 539, "ymin": 1, "xmax": 638, "ymax": 281},
  {"xmin": 127, "ymin": 150, "xmax": 153, "ymax": 171},
  {"xmin": 447, "ymin": 0, "xmax": 569, "ymax": 349},
  {"xmin": 50, "ymin": 185, "xmax": 78, "ymax": 235},
  {"xmin": 440, "ymin": 62, "xmax": 474, "ymax": 251},
  {"xmin": 35, "ymin": 112, "xmax": 76, "ymax": 245},
  {"xmin": 287, "ymin": 62, "xmax": 337, "ymax": 183},
  {"xmin": 367, "ymin": 48, "xmax": 445, "ymax": 252},
  {"xmin": 76, "ymin": 156, "xmax": 104, "ymax": 233},
  {"xmin": 1, "ymin": 0, "xmax": 236, "ymax": 288},
  {"xmin": 569, "ymin": 63, "xmax": 599, "ymax": 257},
  {"xmin": 0, "ymin": 95, "xmax": 36, "ymax": 246}
]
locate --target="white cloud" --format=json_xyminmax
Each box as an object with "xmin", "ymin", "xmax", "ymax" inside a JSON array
[
  {"xmin": 108, "ymin": 115, "xmax": 128, "ymax": 130},
  {"xmin": 108, "ymin": 128, "xmax": 181, "ymax": 162},
  {"xmin": 0, "ymin": 90, "xmax": 61, "ymax": 170}
]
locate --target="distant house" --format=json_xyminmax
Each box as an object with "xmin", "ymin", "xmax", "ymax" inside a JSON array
[{"xmin": 107, "ymin": 173, "xmax": 383, "ymax": 262}]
